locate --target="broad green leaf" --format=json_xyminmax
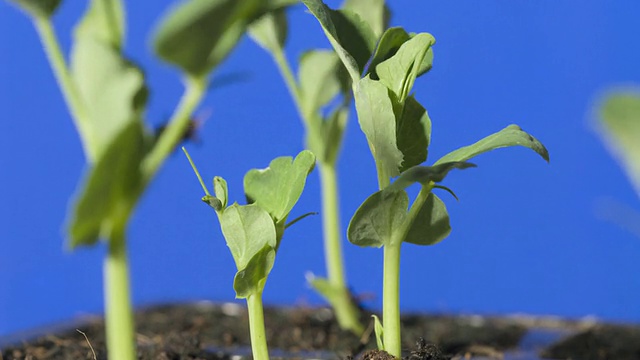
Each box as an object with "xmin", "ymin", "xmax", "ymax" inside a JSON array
[
  {"xmin": 70, "ymin": 38, "xmax": 147, "ymax": 162},
  {"xmin": 372, "ymin": 315, "xmax": 385, "ymax": 350},
  {"xmin": 74, "ymin": 0, "xmax": 125, "ymax": 50},
  {"xmin": 7, "ymin": 0, "xmax": 61, "ymax": 18},
  {"xmin": 233, "ymin": 244, "xmax": 276, "ymax": 298},
  {"xmin": 248, "ymin": 8, "xmax": 288, "ymax": 54},
  {"xmin": 368, "ymin": 28, "xmax": 433, "ymax": 80},
  {"xmin": 347, "ymin": 190, "xmax": 408, "ymax": 247},
  {"xmin": 397, "ymin": 96, "xmax": 431, "ymax": 172},
  {"xmin": 354, "ymin": 75, "xmax": 403, "ymax": 177},
  {"xmin": 219, "ymin": 204, "xmax": 277, "ymax": 271},
  {"xmin": 434, "ymin": 124, "xmax": 550, "ymax": 166},
  {"xmin": 298, "ymin": 50, "xmax": 343, "ymax": 116},
  {"xmin": 301, "ymin": 0, "xmax": 376, "ymax": 82},
  {"xmin": 213, "ymin": 176, "xmax": 229, "ymax": 209},
  {"xmin": 244, "ymin": 150, "xmax": 316, "ymax": 223},
  {"xmin": 68, "ymin": 121, "xmax": 146, "ymax": 248},
  {"xmin": 153, "ymin": 0, "xmax": 262, "ymax": 77},
  {"xmin": 599, "ymin": 92, "xmax": 640, "ymax": 196},
  {"xmin": 386, "ymin": 161, "xmax": 476, "ymax": 193},
  {"xmin": 376, "ymin": 33, "xmax": 435, "ymax": 101},
  {"xmin": 341, "ymin": 0, "xmax": 389, "ymax": 38},
  {"xmin": 404, "ymin": 193, "xmax": 451, "ymax": 246}
]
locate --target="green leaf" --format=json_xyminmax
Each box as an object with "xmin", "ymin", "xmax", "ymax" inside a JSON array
[
  {"xmin": 202, "ymin": 195, "xmax": 223, "ymax": 211},
  {"xmin": 308, "ymin": 276, "xmax": 341, "ymax": 304},
  {"xmin": 397, "ymin": 96, "xmax": 431, "ymax": 172},
  {"xmin": 70, "ymin": 38, "xmax": 147, "ymax": 162},
  {"xmin": 68, "ymin": 121, "xmax": 146, "ymax": 248},
  {"xmin": 372, "ymin": 314, "xmax": 385, "ymax": 350},
  {"xmin": 301, "ymin": 0, "xmax": 376, "ymax": 82},
  {"xmin": 341, "ymin": 0, "xmax": 389, "ymax": 38},
  {"xmin": 434, "ymin": 124, "xmax": 550, "ymax": 166},
  {"xmin": 354, "ymin": 75, "xmax": 403, "ymax": 177},
  {"xmin": 233, "ymin": 244, "xmax": 276, "ymax": 298},
  {"xmin": 368, "ymin": 28, "xmax": 434, "ymax": 81},
  {"xmin": 244, "ymin": 150, "xmax": 316, "ymax": 223},
  {"xmin": 319, "ymin": 106, "xmax": 348, "ymax": 165},
  {"xmin": 376, "ymin": 32, "xmax": 435, "ymax": 101},
  {"xmin": 7, "ymin": 0, "xmax": 61, "ymax": 18},
  {"xmin": 347, "ymin": 190, "xmax": 408, "ymax": 247},
  {"xmin": 153, "ymin": 0, "xmax": 262, "ymax": 77},
  {"xmin": 74, "ymin": 0, "xmax": 125, "ymax": 50},
  {"xmin": 385, "ymin": 161, "xmax": 476, "ymax": 193},
  {"xmin": 599, "ymin": 92, "xmax": 640, "ymax": 196},
  {"xmin": 219, "ymin": 204, "xmax": 277, "ymax": 271},
  {"xmin": 298, "ymin": 50, "xmax": 343, "ymax": 116},
  {"xmin": 213, "ymin": 176, "xmax": 229, "ymax": 209},
  {"xmin": 404, "ymin": 193, "xmax": 451, "ymax": 246},
  {"xmin": 248, "ymin": 8, "xmax": 288, "ymax": 54}
]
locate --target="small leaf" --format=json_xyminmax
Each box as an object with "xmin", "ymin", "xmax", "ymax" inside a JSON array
[
  {"xmin": 233, "ymin": 244, "xmax": 276, "ymax": 298},
  {"xmin": 368, "ymin": 28, "xmax": 434, "ymax": 81},
  {"xmin": 376, "ymin": 33, "xmax": 435, "ymax": 101},
  {"xmin": 404, "ymin": 193, "xmax": 451, "ymax": 246},
  {"xmin": 598, "ymin": 92, "xmax": 640, "ymax": 197},
  {"xmin": 219, "ymin": 204, "xmax": 277, "ymax": 271},
  {"xmin": 7, "ymin": 0, "xmax": 61, "ymax": 18},
  {"xmin": 320, "ymin": 106, "xmax": 348, "ymax": 165},
  {"xmin": 248, "ymin": 8, "xmax": 288, "ymax": 54},
  {"xmin": 307, "ymin": 275, "xmax": 341, "ymax": 303},
  {"xmin": 347, "ymin": 190, "xmax": 408, "ymax": 247},
  {"xmin": 341, "ymin": 0, "xmax": 389, "ymax": 38},
  {"xmin": 396, "ymin": 96, "xmax": 431, "ymax": 172},
  {"xmin": 74, "ymin": 0, "xmax": 125, "ymax": 50},
  {"xmin": 202, "ymin": 195, "xmax": 223, "ymax": 211},
  {"xmin": 301, "ymin": 0, "xmax": 376, "ymax": 82},
  {"xmin": 244, "ymin": 150, "xmax": 316, "ymax": 223},
  {"xmin": 68, "ymin": 121, "xmax": 146, "ymax": 248},
  {"xmin": 354, "ymin": 75, "xmax": 404, "ymax": 178},
  {"xmin": 385, "ymin": 162, "xmax": 476, "ymax": 193},
  {"xmin": 152, "ymin": 0, "xmax": 262, "ymax": 76},
  {"xmin": 434, "ymin": 124, "xmax": 550, "ymax": 166},
  {"xmin": 298, "ymin": 50, "xmax": 343, "ymax": 116},
  {"xmin": 372, "ymin": 315, "xmax": 385, "ymax": 350},
  {"xmin": 213, "ymin": 176, "xmax": 228, "ymax": 209}
]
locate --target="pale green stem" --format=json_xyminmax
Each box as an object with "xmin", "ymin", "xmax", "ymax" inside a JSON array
[
  {"xmin": 246, "ymin": 293, "xmax": 270, "ymax": 360},
  {"xmin": 272, "ymin": 49, "xmax": 307, "ymax": 123},
  {"xmin": 104, "ymin": 224, "xmax": 136, "ymax": 360},
  {"xmin": 319, "ymin": 163, "xmax": 364, "ymax": 335},
  {"xmin": 142, "ymin": 75, "xmax": 207, "ymax": 183},
  {"xmin": 33, "ymin": 16, "xmax": 94, "ymax": 161}
]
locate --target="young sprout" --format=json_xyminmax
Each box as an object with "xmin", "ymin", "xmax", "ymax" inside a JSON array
[
  {"xmin": 302, "ymin": 1, "xmax": 550, "ymax": 357},
  {"xmin": 184, "ymin": 148, "xmax": 316, "ymax": 360}
]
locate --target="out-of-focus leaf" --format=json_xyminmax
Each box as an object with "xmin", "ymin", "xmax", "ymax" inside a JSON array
[
  {"xmin": 68, "ymin": 121, "xmax": 146, "ymax": 248},
  {"xmin": 320, "ymin": 106, "xmax": 348, "ymax": 165},
  {"xmin": 244, "ymin": 150, "xmax": 316, "ymax": 223},
  {"xmin": 298, "ymin": 50, "xmax": 342, "ymax": 116},
  {"xmin": 341, "ymin": 0, "xmax": 388, "ymax": 37},
  {"xmin": 153, "ymin": 0, "xmax": 262, "ymax": 76},
  {"xmin": 74, "ymin": 0, "xmax": 125, "ymax": 50},
  {"xmin": 7, "ymin": 0, "xmax": 61, "ymax": 18},
  {"xmin": 396, "ymin": 96, "xmax": 431, "ymax": 172},
  {"xmin": 248, "ymin": 8, "xmax": 287, "ymax": 54},
  {"xmin": 347, "ymin": 190, "xmax": 408, "ymax": 247},
  {"xmin": 404, "ymin": 193, "xmax": 451, "ymax": 246},
  {"xmin": 301, "ymin": 0, "xmax": 376, "ymax": 82},
  {"xmin": 219, "ymin": 204, "xmax": 277, "ymax": 271},
  {"xmin": 434, "ymin": 124, "xmax": 550, "ymax": 165},
  {"xmin": 386, "ymin": 162, "xmax": 476, "ymax": 193},
  {"xmin": 599, "ymin": 92, "xmax": 640, "ymax": 196},
  {"xmin": 354, "ymin": 75, "xmax": 403, "ymax": 178},
  {"xmin": 233, "ymin": 244, "xmax": 276, "ymax": 298}
]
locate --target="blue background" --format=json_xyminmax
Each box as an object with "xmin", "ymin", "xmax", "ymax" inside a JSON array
[{"xmin": 1, "ymin": 1, "xmax": 639, "ymax": 337}]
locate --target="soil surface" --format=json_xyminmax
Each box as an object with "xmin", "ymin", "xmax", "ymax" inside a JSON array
[{"xmin": 1, "ymin": 302, "xmax": 639, "ymax": 360}]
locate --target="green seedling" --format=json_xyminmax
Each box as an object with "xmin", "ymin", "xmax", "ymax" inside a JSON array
[
  {"xmin": 302, "ymin": 0, "xmax": 550, "ymax": 357},
  {"xmin": 183, "ymin": 149, "xmax": 316, "ymax": 360},
  {"xmin": 247, "ymin": 0, "xmax": 388, "ymax": 335},
  {"xmin": 6, "ymin": 0, "xmax": 284, "ymax": 358}
]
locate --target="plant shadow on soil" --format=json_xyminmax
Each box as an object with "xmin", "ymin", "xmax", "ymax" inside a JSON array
[{"xmin": 1, "ymin": 302, "xmax": 640, "ymax": 360}]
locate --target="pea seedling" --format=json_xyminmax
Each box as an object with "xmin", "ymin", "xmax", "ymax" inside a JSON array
[
  {"xmin": 301, "ymin": 0, "xmax": 550, "ymax": 357},
  {"xmin": 183, "ymin": 149, "xmax": 316, "ymax": 360}
]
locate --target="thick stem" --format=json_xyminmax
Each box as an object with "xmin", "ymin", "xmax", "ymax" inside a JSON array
[
  {"xmin": 382, "ymin": 243, "xmax": 402, "ymax": 358},
  {"xmin": 142, "ymin": 75, "xmax": 207, "ymax": 183},
  {"xmin": 33, "ymin": 17, "xmax": 94, "ymax": 160},
  {"xmin": 246, "ymin": 293, "xmax": 270, "ymax": 360},
  {"xmin": 319, "ymin": 163, "xmax": 364, "ymax": 335},
  {"xmin": 104, "ymin": 226, "xmax": 136, "ymax": 360}
]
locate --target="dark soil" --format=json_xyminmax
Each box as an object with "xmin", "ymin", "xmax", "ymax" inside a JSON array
[{"xmin": 1, "ymin": 302, "xmax": 639, "ymax": 360}]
